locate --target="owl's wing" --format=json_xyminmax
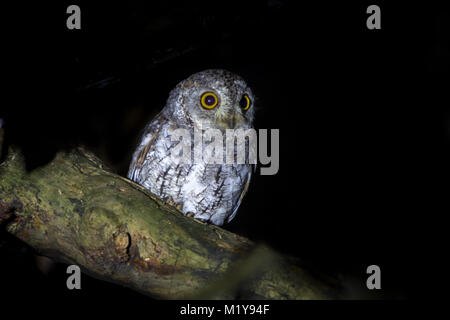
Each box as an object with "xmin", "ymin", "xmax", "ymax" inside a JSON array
[
  {"xmin": 128, "ymin": 120, "xmax": 163, "ymax": 182},
  {"xmin": 226, "ymin": 167, "xmax": 253, "ymax": 223}
]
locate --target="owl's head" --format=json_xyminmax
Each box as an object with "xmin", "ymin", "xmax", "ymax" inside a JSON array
[{"xmin": 165, "ymin": 69, "xmax": 255, "ymax": 131}]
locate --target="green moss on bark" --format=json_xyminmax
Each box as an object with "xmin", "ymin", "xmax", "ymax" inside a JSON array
[{"xmin": 0, "ymin": 145, "xmax": 339, "ymax": 299}]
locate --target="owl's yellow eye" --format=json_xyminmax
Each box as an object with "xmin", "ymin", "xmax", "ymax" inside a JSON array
[
  {"xmin": 239, "ymin": 94, "xmax": 251, "ymax": 111},
  {"xmin": 200, "ymin": 92, "xmax": 218, "ymax": 109}
]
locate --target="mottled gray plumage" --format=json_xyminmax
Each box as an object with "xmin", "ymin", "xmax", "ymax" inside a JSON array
[{"xmin": 128, "ymin": 69, "xmax": 255, "ymax": 226}]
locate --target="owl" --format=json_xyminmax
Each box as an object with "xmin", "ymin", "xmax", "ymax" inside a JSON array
[{"xmin": 128, "ymin": 69, "xmax": 255, "ymax": 226}]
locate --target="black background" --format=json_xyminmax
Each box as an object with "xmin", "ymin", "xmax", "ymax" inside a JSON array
[{"xmin": 1, "ymin": 0, "xmax": 448, "ymax": 310}]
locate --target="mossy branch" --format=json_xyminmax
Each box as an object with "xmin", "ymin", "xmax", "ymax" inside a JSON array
[{"xmin": 0, "ymin": 131, "xmax": 340, "ymax": 299}]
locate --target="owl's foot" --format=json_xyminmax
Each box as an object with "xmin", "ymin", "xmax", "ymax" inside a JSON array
[
  {"xmin": 186, "ymin": 212, "xmax": 208, "ymax": 225},
  {"xmin": 213, "ymin": 227, "xmax": 223, "ymax": 239}
]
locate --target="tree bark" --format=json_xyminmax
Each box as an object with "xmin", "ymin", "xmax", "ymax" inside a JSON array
[{"xmin": 0, "ymin": 129, "xmax": 340, "ymax": 299}]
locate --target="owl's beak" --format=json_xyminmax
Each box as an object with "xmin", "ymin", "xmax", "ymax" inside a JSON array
[
  {"xmin": 226, "ymin": 116, "xmax": 236, "ymax": 129},
  {"xmin": 216, "ymin": 109, "xmax": 242, "ymax": 129}
]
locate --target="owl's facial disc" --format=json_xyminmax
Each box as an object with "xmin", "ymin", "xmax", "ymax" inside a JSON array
[
  {"xmin": 169, "ymin": 69, "xmax": 254, "ymax": 130},
  {"xmin": 197, "ymin": 90, "xmax": 247, "ymax": 130}
]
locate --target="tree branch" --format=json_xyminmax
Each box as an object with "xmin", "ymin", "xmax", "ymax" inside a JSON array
[{"xmin": 0, "ymin": 138, "xmax": 340, "ymax": 299}]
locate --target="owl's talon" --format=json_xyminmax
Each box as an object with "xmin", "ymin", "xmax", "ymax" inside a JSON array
[
  {"xmin": 213, "ymin": 227, "xmax": 223, "ymax": 239},
  {"xmin": 186, "ymin": 212, "xmax": 208, "ymax": 224},
  {"xmin": 193, "ymin": 218, "xmax": 207, "ymax": 225}
]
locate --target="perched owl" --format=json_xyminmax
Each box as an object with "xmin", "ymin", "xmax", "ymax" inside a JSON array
[{"xmin": 128, "ymin": 69, "xmax": 255, "ymax": 226}]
